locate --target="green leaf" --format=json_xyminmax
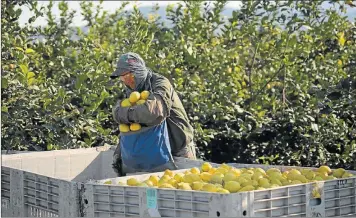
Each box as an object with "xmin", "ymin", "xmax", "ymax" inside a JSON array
[
  {"xmin": 1, "ymin": 106, "xmax": 8, "ymax": 112},
  {"xmin": 311, "ymin": 123, "xmax": 319, "ymax": 132},
  {"xmin": 27, "ymin": 71, "xmax": 35, "ymax": 79},
  {"xmin": 19, "ymin": 64, "xmax": 28, "ymax": 74},
  {"xmin": 1, "ymin": 78, "xmax": 9, "ymax": 89}
]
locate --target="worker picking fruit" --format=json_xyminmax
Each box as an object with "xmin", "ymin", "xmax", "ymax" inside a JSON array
[{"xmin": 110, "ymin": 52, "xmax": 196, "ymax": 176}]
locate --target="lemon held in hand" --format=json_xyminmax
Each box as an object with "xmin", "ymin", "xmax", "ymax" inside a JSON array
[
  {"xmin": 130, "ymin": 123, "xmax": 141, "ymax": 131},
  {"xmin": 119, "ymin": 124, "xmax": 130, "ymax": 133},
  {"xmin": 140, "ymin": 90, "xmax": 150, "ymax": 100},
  {"xmin": 129, "ymin": 91, "xmax": 141, "ymax": 104}
]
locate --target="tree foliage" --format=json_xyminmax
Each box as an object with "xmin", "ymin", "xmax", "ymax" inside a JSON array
[{"xmin": 2, "ymin": 0, "xmax": 356, "ymax": 169}]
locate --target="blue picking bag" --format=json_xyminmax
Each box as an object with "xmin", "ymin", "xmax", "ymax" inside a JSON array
[{"xmin": 119, "ymin": 120, "xmax": 174, "ymax": 171}]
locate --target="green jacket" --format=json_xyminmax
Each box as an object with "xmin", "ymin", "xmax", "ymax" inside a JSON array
[{"xmin": 112, "ymin": 73, "xmax": 195, "ymax": 157}]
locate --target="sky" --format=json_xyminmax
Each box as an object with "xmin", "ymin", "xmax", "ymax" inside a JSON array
[
  {"xmin": 19, "ymin": 1, "xmax": 355, "ymax": 27},
  {"xmin": 19, "ymin": 1, "xmax": 242, "ymax": 27}
]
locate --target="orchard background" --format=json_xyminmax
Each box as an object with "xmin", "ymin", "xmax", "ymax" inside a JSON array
[{"xmin": 1, "ymin": 0, "xmax": 356, "ymax": 169}]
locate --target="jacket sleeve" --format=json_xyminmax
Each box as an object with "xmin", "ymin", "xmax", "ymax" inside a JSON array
[
  {"xmin": 112, "ymin": 99, "xmax": 131, "ymax": 124},
  {"xmin": 128, "ymin": 79, "xmax": 174, "ymax": 126}
]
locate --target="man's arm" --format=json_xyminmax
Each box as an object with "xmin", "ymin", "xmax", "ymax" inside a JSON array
[{"xmin": 112, "ymin": 78, "xmax": 174, "ymax": 126}]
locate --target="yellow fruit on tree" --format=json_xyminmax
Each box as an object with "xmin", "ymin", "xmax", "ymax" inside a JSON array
[
  {"xmin": 224, "ymin": 181, "xmax": 241, "ymax": 193},
  {"xmin": 130, "ymin": 123, "xmax": 141, "ymax": 131},
  {"xmin": 127, "ymin": 178, "xmax": 139, "ymax": 186},
  {"xmin": 129, "ymin": 91, "xmax": 141, "ymax": 103},
  {"xmin": 119, "ymin": 124, "xmax": 130, "ymax": 133},
  {"xmin": 140, "ymin": 90, "xmax": 150, "ymax": 100},
  {"xmin": 201, "ymin": 162, "xmax": 213, "ymax": 172},
  {"xmin": 121, "ymin": 99, "xmax": 132, "ymax": 107}
]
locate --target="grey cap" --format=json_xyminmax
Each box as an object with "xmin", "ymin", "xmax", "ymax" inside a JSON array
[{"xmin": 110, "ymin": 52, "xmax": 146, "ymax": 79}]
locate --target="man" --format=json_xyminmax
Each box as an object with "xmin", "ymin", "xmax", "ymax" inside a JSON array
[{"xmin": 110, "ymin": 52, "xmax": 196, "ymax": 175}]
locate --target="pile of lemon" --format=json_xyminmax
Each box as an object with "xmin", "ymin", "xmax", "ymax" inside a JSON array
[
  {"xmin": 104, "ymin": 163, "xmax": 355, "ymax": 194},
  {"xmin": 119, "ymin": 90, "xmax": 150, "ymax": 133}
]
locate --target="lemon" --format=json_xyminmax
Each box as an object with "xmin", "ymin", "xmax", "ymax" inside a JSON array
[
  {"xmin": 333, "ymin": 168, "xmax": 346, "ymax": 178},
  {"xmin": 208, "ymin": 168, "xmax": 217, "ymax": 174},
  {"xmin": 158, "ymin": 183, "xmax": 174, "ymax": 189},
  {"xmin": 168, "ymin": 179, "xmax": 178, "ymax": 188},
  {"xmin": 149, "ymin": 175, "xmax": 160, "ymax": 186},
  {"xmin": 177, "ymin": 182, "xmax": 192, "ymax": 190},
  {"xmin": 314, "ymin": 176, "xmax": 323, "ymax": 181},
  {"xmin": 210, "ymin": 173, "xmax": 224, "ymax": 185},
  {"xmin": 270, "ymin": 178, "xmax": 282, "ymax": 186},
  {"xmin": 238, "ymin": 185, "xmax": 255, "ymax": 192},
  {"xmin": 200, "ymin": 172, "xmax": 212, "ymax": 182},
  {"xmin": 289, "ymin": 169, "xmax": 301, "ymax": 175},
  {"xmin": 129, "ymin": 91, "xmax": 141, "ymax": 104},
  {"xmin": 137, "ymin": 183, "xmax": 149, "ymax": 187},
  {"xmin": 254, "ymin": 168, "xmax": 266, "ymax": 175},
  {"xmin": 164, "ymin": 169, "xmax": 174, "ymax": 177},
  {"xmin": 127, "ymin": 178, "xmax": 139, "ymax": 186},
  {"xmin": 224, "ymin": 181, "xmax": 241, "ymax": 193},
  {"xmin": 223, "ymin": 173, "xmax": 237, "ymax": 182},
  {"xmin": 229, "ymin": 168, "xmax": 242, "ymax": 177},
  {"xmin": 317, "ymin": 166, "xmax": 332, "ymax": 175},
  {"xmin": 174, "ymin": 173, "xmax": 185, "ymax": 182},
  {"xmin": 192, "ymin": 181, "xmax": 205, "ymax": 191},
  {"xmin": 256, "ymin": 187, "xmax": 266, "ymax": 190},
  {"xmin": 104, "ymin": 180, "xmax": 112, "ymax": 184},
  {"xmin": 266, "ymin": 168, "xmax": 281, "ymax": 175},
  {"xmin": 119, "ymin": 124, "xmax": 130, "ymax": 133},
  {"xmin": 216, "ymin": 168, "xmax": 228, "ymax": 175},
  {"xmin": 201, "ymin": 162, "xmax": 212, "ymax": 172},
  {"xmin": 220, "ymin": 163, "xmax": 231, "ymax": 170},
  {"xmin": 190, "ymin": 167, "xmax": 200, "ymax": 174},
  {"xmin": 291, "ymin": 180, "xmax": 302, "ymax": 185},
  {"xmin": 121, "ymin": 99, "xmax": 132, "ymax": 107},
  {"xmin": 342, "ymin": 172, "xmax": 354, "ymax": 178},
  {"xmin": 183, "ymin": 174, "xmax": 201, "ymax": 184},
  {"xmin": 217, "ymin": 188, "xmax": 230, "ymax": 194},
  {"xmin": 144, "ymin": 180, "xmax": 154, "ymax": 187},
  {"xmin": 258, "ymin": 178, "xmax": 270, "ymax": 188},
  {"xmin": 130, "ymin": 123, "xmax": 141, "ymax": 131},
  {"xmin": 140, "ymin": 90, "xmax": 150, "ymax": 100},
  {"xmin": 252, "ymin": 173, "xmax": 264, "ymax": 181},
  {"xmin": 136, "ymin": 99, "xmax": 146, "ymax": 105},
  {"xmin": 201, "ymin": 184, "xmax": 217, "ymax": 192},
  {"xmin": 305, "ymin": 171, "xmax": 316, "ymax": 180}
]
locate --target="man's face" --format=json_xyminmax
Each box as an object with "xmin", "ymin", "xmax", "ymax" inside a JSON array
[{"xmin": 120, "ymin": 72, "xmax": 135, "ymax": 89}]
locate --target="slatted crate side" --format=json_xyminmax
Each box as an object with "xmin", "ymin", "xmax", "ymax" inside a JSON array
[
  {"xmin": 252, "ymin": 184, "xmax": 309, "ymax": 217},
  {"xmin": 324, "ymin": 177, "xmax": 356, "ymax": 217},
  {"xmin": 82, "ymin": 182, "xmax": 251, "ymax": 217}
]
